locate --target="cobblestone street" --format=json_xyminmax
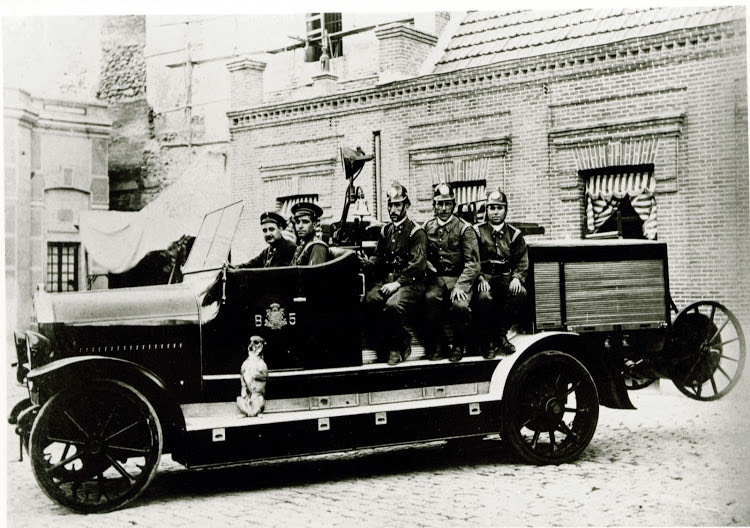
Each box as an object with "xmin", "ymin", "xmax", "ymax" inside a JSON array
[{"xmin": 6, "ymin": 374, "xmax": 750, "ymax": 527}]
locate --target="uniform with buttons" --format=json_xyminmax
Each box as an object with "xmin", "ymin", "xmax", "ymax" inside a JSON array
[
  {"xmin": 473, "ymin": 189, "xmax": 529, "ymax": 357},
  {"xmin": 363, "ymin": 183, "xmax": 426, "ymax": 364},
  {"xmin": 422, "ymin": 183, "xmax": 481, "ymax": 361}
]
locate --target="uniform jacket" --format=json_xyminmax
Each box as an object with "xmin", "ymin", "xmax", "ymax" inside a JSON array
[
  {"xmin": 236, "ymin": 238, "xmax": 297, "ymax": 269},
  {"xmin": 423, "ymin": 215, "xmax": 481, "ymax": 293},
  {"xmin": 291, "ymin": 238, "xmax": 329, "ymax": 266},
  {"xmin": 476, "ymin": 222, "xmax": 529, "ymax": 283},
  {"xmin": 367, "ymin": 217, "xmax": 427, "ymax": 285}
]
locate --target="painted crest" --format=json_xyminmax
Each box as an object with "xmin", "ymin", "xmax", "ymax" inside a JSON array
[{"xmin": 264, "ymin": 303, "xmax": 288, "ymax": 330}]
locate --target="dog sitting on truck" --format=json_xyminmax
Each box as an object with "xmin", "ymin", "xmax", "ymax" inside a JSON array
[{"xmin": 236, "ymin": 336, "xmax": 268, "ymax": 417}]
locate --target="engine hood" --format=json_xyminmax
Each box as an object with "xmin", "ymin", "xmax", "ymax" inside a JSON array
[{"xmin": 35, "ymin": 282, "xmax": 201, "ymax": 326}]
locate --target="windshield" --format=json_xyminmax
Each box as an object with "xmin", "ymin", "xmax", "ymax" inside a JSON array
[{"xmin": 182, "ymin": 201, "xmax": 244, "ymax": 274}]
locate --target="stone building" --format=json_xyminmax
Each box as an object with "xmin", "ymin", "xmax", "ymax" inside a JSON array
[
  {"xmin": 4, "ymin": 88, "xmax": 112, "ymax": 333},
  {"xmin": 225, "ymin": 8, "xmax": 749, "ymax": 321}
]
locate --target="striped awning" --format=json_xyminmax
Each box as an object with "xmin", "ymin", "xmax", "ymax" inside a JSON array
[
  {"xmin": 278, "ymin": 194, "xmax": 319, "ymax": 218},
  {"xmin": 585, "ymin": 171, "xmax": 657, "ymax": 240},
  {"xmin": 429, "ymin": 158, "xmax": 490, "ymax": 185},
  {"xmin": 586, "ymin": 170, "xmax": 655, "ymax": 200}
]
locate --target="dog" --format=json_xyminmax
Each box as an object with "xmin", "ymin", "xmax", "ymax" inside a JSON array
[{"xmin": 236, "ymin": 335, "xmax": 268, "ymax": 417}]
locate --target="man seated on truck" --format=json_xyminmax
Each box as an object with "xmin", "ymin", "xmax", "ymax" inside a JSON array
[
  {"xmin": 235, "ymin": 211, "xmax": 297, "ymax": 269},
  {"xmin": 290, "ymin": 202, "xmax": 329, "ymax": 266},
  {"xmin": 362, "ymin": 182, "xmax": 427, "ymax": 365},
  {"xmin": 423, "ymin": 182, "xmax": 481, "ymax": 363},
  {"xmin": 473, "ymin": 189, "xmax": 528, "ymax": 357}
]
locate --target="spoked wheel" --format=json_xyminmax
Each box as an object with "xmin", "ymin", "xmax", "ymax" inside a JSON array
[
  {"xmin": 670, "ymin": 301, "xmax": 746, "ymax": 401},
  {"xmin": 29, "ymin": 380, "xmax": 162, "ymax": 513},
  {"xmin": 502, "ymin": 351, "xmax": 599, "ymax": 465}
]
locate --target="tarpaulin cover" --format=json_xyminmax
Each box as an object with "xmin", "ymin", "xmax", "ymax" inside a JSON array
[{"xmin": 79, "ymin": 154, "xmax": 231, "ymax": 274}]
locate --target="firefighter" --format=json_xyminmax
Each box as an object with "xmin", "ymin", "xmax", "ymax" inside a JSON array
[
  {"xmin": 235, "ymin": 211, "xmax": 297, "ymax": 268},
  {"xmin": 423, "ymin": 182, "xmax": 481, "ymax": 362},
  {"xmin": 290, "ymin": 202, "xmax": 329, "ymax": 266},
  {"xmin": 362, "ymin": 182, "xmax": 427, "ymax": 365},
  {"xmin": 474, "ymin": 189, "xmax": 528, "ymax": 357}
]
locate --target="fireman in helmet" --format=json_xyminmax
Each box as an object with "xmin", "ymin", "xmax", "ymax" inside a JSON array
[
  {"xmin": 422, "ymin": 182, "xmax": 481, "ymax": 362},
  {"xmin": 474, "ymin": 189, "xmax": 528, "ymax": 357},
  {"xmin": 362, "ymin": 182, "xmax": 427, "ymax": 365}
]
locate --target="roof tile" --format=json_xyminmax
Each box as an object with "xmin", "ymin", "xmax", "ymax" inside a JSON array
[{"xmin": 433, "ymin": 7, "xmax": 743, "ymax": 74}]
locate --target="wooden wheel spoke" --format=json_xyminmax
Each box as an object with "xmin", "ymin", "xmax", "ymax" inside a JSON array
[
  {"xmin": 719, "ymin": 354, "xmax": 739, "ymax": 363},
  {"xmin": 549, "ymin": 430, "xmax": 556, "ymax": 452},
  {"xmin": 709, "ymin": 318, "xmax": 730, "ymax": 346},
  {"xmin": 681, "ymin": 357, "xmax": 702, "ymax": 385},
  {"xmin": 64, "ymin": 411, "xmax": 90, "ymax": 440},
  {"xmin": 563, "ymin": 407, "xmax": 582, "ymax": 413},
  {"xmin": 105, "ymin": 454, "xmax": 135, "ymax": 482},
  {"xmin": 99, "ymin": 408, "xmax": 117, "ymax": 438},
  {"xmin": 108, "ymin": 444, "xmax": 150, "ymax": 455},
  {"xmin": 529, "ymin": 430, "xmax": 540, "ymax": 449},
  {"xmin": 564, "ymin": 380, "xmax": 581, "ymax": 397},
  {"xmin": 46, "ymin": 450, "xmax": 84, "ymax": 476},
  {"xmin": 714, "ymin": 336, "xmax": 739, "ymax": 348},
  {"xmin": 48, "ymin": 436, "xmax": 85, "ymax": 447},
  {"xmin": 105, "ymin": 421, "xmax": 139, "ymax": 442},
  {"xmin": 709, "ymin": 375, "xmax": 718, "ymax": 396},
  {"xmin": 717, "ymin": 364, "xmax": 733, "ymax": 382},
  {"xmin": 556, "ymin": 421, "xmax": 577, "ymax": 438}
]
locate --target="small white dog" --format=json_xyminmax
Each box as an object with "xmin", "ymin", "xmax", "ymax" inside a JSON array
[{"xmin": 236, "ymin": 335, "xmax": 268, "ymax": 417}]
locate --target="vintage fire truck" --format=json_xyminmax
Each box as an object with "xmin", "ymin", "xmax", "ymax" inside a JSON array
[{"xmin": 8, "ymin": 194, "xmax": 746, "ymax": 513}]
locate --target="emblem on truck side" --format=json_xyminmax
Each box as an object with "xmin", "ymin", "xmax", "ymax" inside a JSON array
[{"xmin": 264, "ymin": 303, "xmax": 289, "ymax": 330}]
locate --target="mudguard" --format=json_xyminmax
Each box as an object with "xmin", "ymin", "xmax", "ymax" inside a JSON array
[
  {"xmin": 27, "ymin": 356, "xmax": 187, "ymax": 451},
  {"xmin": 489, "ymin": 331, "xmax": 635, "ymax": 409}
]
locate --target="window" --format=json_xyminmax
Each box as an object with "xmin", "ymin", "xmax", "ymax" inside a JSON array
[
  {"xmin": 305, "ymin": 13, "xmax": 343, "ymax": 60},
  {"xmin": 429, "ymin": 160, "xmax": 487, "ymax": 223},
  {"xmin": 582, "ymin": 165, "xmax": 657, "ymax": 240},
  {"xmin": 47, "ymin": 242, "xmax": 79, "ymax": 292}
]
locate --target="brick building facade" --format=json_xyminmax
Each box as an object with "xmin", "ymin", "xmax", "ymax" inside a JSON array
[{"xmin": 226, "ymin": 9, "xmax": 749, "ymax": 321}]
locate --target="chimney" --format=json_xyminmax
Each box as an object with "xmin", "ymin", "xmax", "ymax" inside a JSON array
[
  {"xmin": 434, "ymin": 12, "xmax": 451, "ymax": 38},
  {"xmin": 226, "ymin": 58, "xmax": 266, "ymax": 111},
  {"xmin": 375, "ymin": 23, "xmax": 438, "ymax": 83},
  {"xmin": 311, "ymin": 72, "xmax": 339, "ymax": 96}
]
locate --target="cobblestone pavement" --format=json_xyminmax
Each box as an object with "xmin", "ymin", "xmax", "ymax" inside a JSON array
[{"xmin": 6, "ymin": 374, "xmax": 750, "ymax": 527}]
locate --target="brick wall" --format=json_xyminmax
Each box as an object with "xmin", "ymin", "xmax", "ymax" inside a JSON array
[{"xmin": 228, "ymin": 21, "xmax": 749, "ymax": 322}]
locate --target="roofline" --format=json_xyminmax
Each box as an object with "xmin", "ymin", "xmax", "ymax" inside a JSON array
[{"xmin": 228, "ymin": 18, "xmax": 745, "ymax": 132}]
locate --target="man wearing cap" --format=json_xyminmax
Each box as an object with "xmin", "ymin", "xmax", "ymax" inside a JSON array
[
  {"xmin": 423, "ymin": 182, "xmax": 481, "ymax": 362},
  {"xmin": 474, "ymin": 189, "xmax": 528, "ymax": 357},
  {"xmin": 362, "ymin": 182, "xmax": 427, "ymax": 365},
  {"xmin": 236, "ymin": 211, "xmax": 297, "ymax": 269},
  {"xmin": 290, "ymin": 202, "xmax": 329, "ymax": 266}
]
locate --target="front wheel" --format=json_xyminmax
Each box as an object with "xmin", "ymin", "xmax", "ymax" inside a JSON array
[
  {"xmin": 29, "ymin": 380, "xmax": 162, "ymax": 513},
  {"xmin": 502, "ymin": 351, "xmax": 599, "ymax": 465}
]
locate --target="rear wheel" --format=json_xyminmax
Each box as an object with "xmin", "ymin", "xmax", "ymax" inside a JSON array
[
  {"xmin": 670, "ymin": 301, "xmax": 746, "ymax": 401},
  {"xmin": 29, "ymin": 380, "xmax": 162, "ymax": 513},
  {"xmin": 502, "ymin": 351, "xmax": 599, "ymax": 465}
]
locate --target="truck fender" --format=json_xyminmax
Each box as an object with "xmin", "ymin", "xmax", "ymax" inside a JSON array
[
  {"xmin": 489, "ymin": 332, "xmax": 586, "ymax": 399},
  {"xmin": 489, "ymin": 332, "xmax": 635, "ymax": 409},
  {"xmin": 27, "ymin": 356, "xmax": 186, "ymax": 450}
]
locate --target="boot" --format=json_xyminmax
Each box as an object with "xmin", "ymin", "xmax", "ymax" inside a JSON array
[
  {"xmin": 387, "ymin": 350, "xmax": 402, "ymax": 365},
  {"xmin": 482, "ymin": 341, "xmax": 497, "ymax": 360},
  {"xmin": 449, "ymin": 345, "xmax": 465, "ymax": 362},
  {"xmin": 496, "ymin": 332, "xmax": 516, "ymax": 355}
]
